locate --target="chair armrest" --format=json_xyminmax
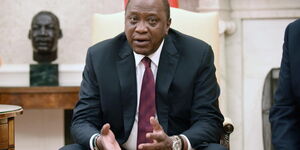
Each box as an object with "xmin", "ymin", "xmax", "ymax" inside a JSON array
[
  {"xmin": 223, "ymin": 117, "xmax": 234, "ymax": 134},
  {"xmin": 220, "ymin": 117, "xmax": 234, "ymax": 150}
]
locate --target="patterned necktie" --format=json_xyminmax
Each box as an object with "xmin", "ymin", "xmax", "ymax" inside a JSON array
[{"xmin": 136, "ymin": 57, "xmax": 156, "ymax": 148}]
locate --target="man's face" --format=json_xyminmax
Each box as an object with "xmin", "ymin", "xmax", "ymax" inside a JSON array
[
  {"xmin": 125, "ymin": 0, "xmax": 171, "ymax": 56},
  {"xmin": 29, "ymin": 14, "xmax": 62, "ymax": 54}
]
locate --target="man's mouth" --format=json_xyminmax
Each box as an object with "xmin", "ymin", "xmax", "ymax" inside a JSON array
[
  {"xmin": 133, "ymin": 39, "xmax": 150, "ymax": 46},
  {"xmin": 37, "ymin": 42, "xmax": 49, "ymax": 46}
]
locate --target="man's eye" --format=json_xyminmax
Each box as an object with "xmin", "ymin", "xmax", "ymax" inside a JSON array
[
  {"xmin": 47, "ymin": 25, "xmax": 54, "ymax": 29},
  {"xmin": 33, "ymin": 25, "xmax": 40, "ymax": 29},
  {"xmin": 148, "ymin": 18, "xmax": 158, "ymax": 26},
  {"xmin": 129, "ymin": 16, "xmax": 138, "ymax": 24}
]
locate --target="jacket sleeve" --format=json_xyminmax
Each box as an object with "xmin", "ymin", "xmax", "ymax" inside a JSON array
[
  {"xmin": 71, "ymin": 48, "xmax": 103, "ymax": 148},
  {"xmin": 269, "ymin": 21, "xmax": 300, "ymax": 150},
  {"xmin": 182, "ymin": 46, "xmax": 224, "ymax": 149}
]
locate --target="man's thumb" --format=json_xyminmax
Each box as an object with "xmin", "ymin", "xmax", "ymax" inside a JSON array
[{"xmin": 101, "ymin": 123, "xmax": 110, "ymax": 135}]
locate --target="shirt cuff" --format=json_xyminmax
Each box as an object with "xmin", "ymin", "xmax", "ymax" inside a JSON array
[
  {"xmin": 180, "ymin": 134, "xmax": 195, "ymax": 150},
  {"xmin": 89, "ymin": 133, "xmax": 100, "ymax": 150}
]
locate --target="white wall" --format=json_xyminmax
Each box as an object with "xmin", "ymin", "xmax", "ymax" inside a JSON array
[
  {"xmin": 242, "ymin": 19, "xmax": 294, "ymax": 150},
  {"xmin": 0, "ymin": 0, "xmax": 123, "ymax": 64},
  {"xmin": 15, "ymin": 109, "xmax": 65, "ymax": 150}
]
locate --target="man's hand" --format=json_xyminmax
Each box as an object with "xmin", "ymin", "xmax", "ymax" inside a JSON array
[
  {"xmin": 96, "ymin": 123, "xmax": 121, "ymax": 150},
  {"xmin": 138, "ymin": 117, "xmax": 173, "ymax": 150}
]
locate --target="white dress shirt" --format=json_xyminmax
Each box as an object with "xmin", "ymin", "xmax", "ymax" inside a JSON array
[{"xmin": 90, "ymin": 40, "xmax": 193, "ymax": 150}]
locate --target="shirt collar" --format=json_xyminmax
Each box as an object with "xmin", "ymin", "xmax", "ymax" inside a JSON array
[{"xmin": 133, "ymin": 40, "xmax": 164, "ymax": 67}]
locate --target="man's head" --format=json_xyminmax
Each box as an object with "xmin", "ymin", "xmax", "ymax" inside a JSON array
[
  {"xmin": 28, "ymin": 11, "xmax": 62, "ymax": 63},
  {"xmin": 125, "ymin": 0, "xmax": 171, "ymax": 56}
]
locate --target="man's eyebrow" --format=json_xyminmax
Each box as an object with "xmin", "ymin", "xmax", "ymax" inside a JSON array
[
  {"xmin": 147, "ymin": 14, "xmax": 159, "ymax": 17},
  {"xmin": 44, "ymin": 22, "xmax": 55, "ymax": 26},
  {"xmin": 126, "ymin": 11, "xmax": 138, "ymax": 14}
]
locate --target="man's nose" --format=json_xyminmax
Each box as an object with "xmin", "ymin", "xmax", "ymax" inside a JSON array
[
  {"xmin": 135, "ymin": 21, "xmax": 148, "ymax": 33},
  {"xmin": 40, "ymin": 26, "xmax": 47, "ymax": 35}
]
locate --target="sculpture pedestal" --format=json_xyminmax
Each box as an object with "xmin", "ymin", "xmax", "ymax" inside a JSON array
[{"xmin": 30, "ymin": 64, "xmax": 58, "ymax": 86}]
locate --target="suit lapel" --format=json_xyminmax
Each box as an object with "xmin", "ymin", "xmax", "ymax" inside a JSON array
[
  {"xmin": 156, "ymin": 35, "xmax": 180, "ymax": 132},
  {"xmin": 116, "ymin": 42, "xmax": 137, "ymax": 142}
]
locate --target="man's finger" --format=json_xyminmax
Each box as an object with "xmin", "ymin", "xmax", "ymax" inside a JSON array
[
  {"xmin": 146, "ymin": 132, "xmax": 165, "ymax": 141},
  {"xmin": 138, "ymin": 142, "xmax": 164, "ymax": 150},
  {"xmin": 150, "ymin": 116, "xmax": 163, "ymax": 131},
  {"xmin": 101, "ymin": 123, "xmax": 110, "ymax": 135}
]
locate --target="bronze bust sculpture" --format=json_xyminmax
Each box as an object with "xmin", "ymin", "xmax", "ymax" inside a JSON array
[{"xmin": 28, "ymin": 11, "xmax": 62, "ymax": 63}]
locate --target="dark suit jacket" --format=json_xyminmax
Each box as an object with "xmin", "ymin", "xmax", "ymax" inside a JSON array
[
  {"xmin": 71, "ymin": 29, "xmax": 224, "ymax": 150},
  {"xmin": 269, "ymin": 19, "xmax": 300, "ymax": 150}
]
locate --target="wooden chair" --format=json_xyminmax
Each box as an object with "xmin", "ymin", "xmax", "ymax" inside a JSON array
[{"xmin": 92, "ymin": 7, "xmax": 234, "ymax": 149}]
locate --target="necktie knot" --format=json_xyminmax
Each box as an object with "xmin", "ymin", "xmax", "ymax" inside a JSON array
[{"xmin": 141, "ymin": 57, "xmax": 151, "ymax": 68}]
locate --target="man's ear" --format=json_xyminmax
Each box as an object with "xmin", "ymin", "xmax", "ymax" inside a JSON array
[
  {"xmin": 28, "ymin": 30, "xmax": 32, "ymax": 39},
  {"xmin": 165, "ymin": 18, "xmax": 172, "ymax": 35},
  {"xmin": 58, "ymin": 29, "xmax": 63, "ymax": 39},
  {"xmin": 168, "ymin": 18, "xmax": 172, "ymax": 27}
]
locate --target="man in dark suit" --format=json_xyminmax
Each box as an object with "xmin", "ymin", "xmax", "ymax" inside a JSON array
[
  {"xmin": 61, "ymin": 0, "xmax": 225, "ymax": 149},
  {"xmin": 269, "ymin": 19, "xmax": 300, "ymax": 150}
]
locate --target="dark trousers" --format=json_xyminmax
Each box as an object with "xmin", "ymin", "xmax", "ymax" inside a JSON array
[
  {"xmin": 203, "ymin": 143, "xmax": 228, "ymax": 150},
  {"xmin": 59, "ymin": 143, "xmax": 228, "ymax": 150},
  {"xmin": 59, "ymin": 144, "xmax": 88, "ymax": 150}
]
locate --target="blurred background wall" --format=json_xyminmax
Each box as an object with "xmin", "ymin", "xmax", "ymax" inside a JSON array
[
  {"xmin": 0, "ymin": 0, "xmax": 122, "ymax": 64},
  {"xmin": 0, "ymin": 0, "xmax": 299, "ymax": 150}
]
